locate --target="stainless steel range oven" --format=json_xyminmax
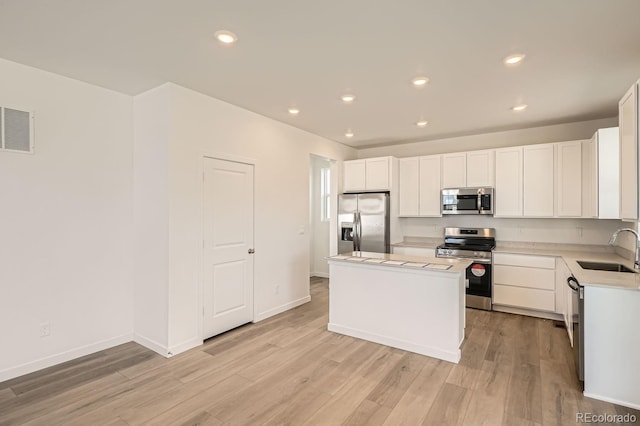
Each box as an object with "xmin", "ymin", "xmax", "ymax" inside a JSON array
[{"xmin": 436, "ymin": 227, "xmax": 495, "ymax": 311}]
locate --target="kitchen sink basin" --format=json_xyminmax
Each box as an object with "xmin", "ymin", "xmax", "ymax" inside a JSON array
[{"xmin": 576, "ymin": 260, "xmax": 637, "ymax": 273}]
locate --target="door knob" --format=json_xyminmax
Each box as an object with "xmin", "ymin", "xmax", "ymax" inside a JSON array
[{"xmin": 248, "ymin": 248, "xmax": 255, "ymax": 254}]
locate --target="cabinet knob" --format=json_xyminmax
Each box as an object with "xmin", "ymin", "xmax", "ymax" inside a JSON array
[{"xmin": 248, "ymin": 248, "xmax": 255, "ymax": 254}]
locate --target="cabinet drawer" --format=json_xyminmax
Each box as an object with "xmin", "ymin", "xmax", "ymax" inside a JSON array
[
  {"xmin": 493, "ymin": 252, "xmax": 555, "ymax": 269},
  {"xmin": 493, "ymin": 284, "xmax": 555, "ymax": 312},
  {"xmin": 494, "ymin": 265, "xmax": 555, "ymax": 290}
]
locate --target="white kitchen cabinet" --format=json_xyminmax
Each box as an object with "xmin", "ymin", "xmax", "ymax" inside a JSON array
[
  {"xmin": 398, "ymin": 157, "xmax": 419, "ymax": 216},
  {"xmin": 556, "ymin": 141, "xmax": 583, "ymax": 217},
  {"xmin": 442, "ymin": 150, "xmax": 494, "ymax": 188},
  {"xmin": 441, "ymin": 152, "xmax": 466, "ymax": 188},
  {"xmin": 582, "ymin": 128, "xmax": 620, "ymax": 219},
  {"xmin": 343, "ymin": 160, "xmax": 366, "ymax": 192},
  {"xmin": 419, "ymin": 155, "xmax": 442, "ymax": 216},
  {"xmin": 343, "ymin": 157, "xmax": 393, "ymax": 192},
  {"xmin": 398, "ymin": 155, "xmax": 441, "ymax": 217},
  {"xmin": 466, "ymin": 149, "xmax": 495, "ymax": 187},
  {"xmin": 619, "ymin": 80, "xmax": 639, "ymax": 221},
  {"xmin": 494, "ymin": 146, "xmax": 523, "ymax": 217},
  {"xmin": 493, "ymin": 252, "xmax": 557, "ymax": 314},
  {"xmin": 391, "ymin": 246, "xmax": 436, "ymax": 258},
  {"xmin": 556, "ymin": 258, "xmax": 572, "ymax": 343},
  {"xmin": 523, "ymin": 143, "xmax": 555, "ymax": 217}
]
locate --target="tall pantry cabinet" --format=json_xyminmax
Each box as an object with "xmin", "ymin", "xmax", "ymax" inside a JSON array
[{"xmin": 619, "ymin": 80, "xmax": 639, "ymax": 221}]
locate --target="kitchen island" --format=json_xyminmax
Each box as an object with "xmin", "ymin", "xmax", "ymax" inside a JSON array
[{"xmin": 327, "ymin": 251, "xmax": 471, "ymax": 363}]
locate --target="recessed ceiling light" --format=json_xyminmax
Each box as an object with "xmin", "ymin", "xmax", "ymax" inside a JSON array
[
  {"xmin": 412, "ymin": 76, "xmax": 430, "ymax": 87},
  {"xmin": 511, "ymin": 104, "xmax": 528, "ymax": 112},
  {"xmin": 214, "ymin": 30, "xmax": 237, "ymax": 45},
  {"xmin": 341, "ymin": 94, "xmax": 356, "ymax": 103},
  {"xmin": 288, "ymin": 107, "xmax": 300, "ymax": 115},
  {"xmin": 504, "ymin": 54, "xmax": 526, "ymax": 65},
  {"xmin": 345, "ymin": 129, "xmax": 354, "ymax": 138},
  {"xmin": 416, "ymin": 120, "xmax": 429, "ymax": 127}
]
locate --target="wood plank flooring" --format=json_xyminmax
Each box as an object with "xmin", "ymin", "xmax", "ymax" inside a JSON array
[{"xmin": 1, "ymin": 276, "xmax": 638, "ymax": 425}]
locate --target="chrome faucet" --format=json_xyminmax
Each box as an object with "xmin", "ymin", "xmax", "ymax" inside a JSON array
[{"xmin": 609, "ymin": 228, "xmax": 640, "ymax": 269}]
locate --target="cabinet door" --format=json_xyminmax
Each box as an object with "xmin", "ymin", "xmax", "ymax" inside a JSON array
[
  {"xmin": 419, "ymin": 155, "xmax": 442, "ymax": 216},
  {"xmin": 441, "ymin": 153, "xmax": 467, "ymax": 188},
  {"xmin": 398, "ymin": 158, "xmax": 419, "ymax": 216},
  {"xmin": 581, "ymin": 136, "xmax": 598, "ymax": 218},
  {"xmin": 343, "ymin": 160, "xmax": 366, "ymax": 192},
  {"xmin": 523, "ymin": 144, "xmax": 555, "ymax": 217},
  {"xmin": 467, "ymin": 149, "xmax": 495, "ymax": 187},
  {"xmin": 556, "ymin": 141, "xmax": 583, "ymax": 217},
  {"xmin": 619, "ymin": 82, "xmax": 638, "ymax": 221},
  {"xmin": 365, "ymin": 157, "xmax": 390, "ymax": 190},
  {"xmin": 597, "ymin": 127, "xmax": 620, "ymax": 219},
  {"xmin": 494, "ymin": 147, "xmax": 523, "ymax": 217}
]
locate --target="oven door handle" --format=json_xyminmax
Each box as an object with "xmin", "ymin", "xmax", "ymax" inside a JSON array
[{"xmin": 469, "ymin": 258, "xmax": 491, "ymax": 264}]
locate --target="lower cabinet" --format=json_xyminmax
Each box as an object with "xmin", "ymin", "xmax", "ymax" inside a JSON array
[
  {"xmin": 493, "ymin": 252, "xmax": 559, "ymax": 316},
  {"xmin": 391, "ymin": 246, "xmax": 436, "ymax": 258}
]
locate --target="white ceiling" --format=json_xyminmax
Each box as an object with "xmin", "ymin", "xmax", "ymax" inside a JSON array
[{"xmin": 1, "ymin": 0, "xmax": 639, "ymax": 148}]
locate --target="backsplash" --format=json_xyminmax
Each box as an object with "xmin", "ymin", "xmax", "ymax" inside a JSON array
[{"xmin": 400, "ymin": 216, "xmax": 625, "ymax": 246}]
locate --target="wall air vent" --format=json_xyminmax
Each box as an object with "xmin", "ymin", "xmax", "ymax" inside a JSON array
[{"xmin": 1, "ymin": 106, "xmax": 34, "ymax": 154}]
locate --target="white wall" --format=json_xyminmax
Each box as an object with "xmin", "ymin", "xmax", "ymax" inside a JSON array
[
  {"xmin": 358, "ymin": 117, "xmax": 618, "ymax": 158},
  {"xmin": 400, "ymin": 217, "xmax": 623, "ymax": 246},
  {"xmin": 0, "ymin": 59, "xmax": 134, "ymax": 381},
  {"xmin": 309, "ymin": 155, "xmax": 331, "ymax": 277},
  {"xmin": 133, "ymin": 83, "xmax": 356, "ymax": 355},
  {"xmin": 132, "ymin": 86, "xmax": 171, "ymax": 354}
]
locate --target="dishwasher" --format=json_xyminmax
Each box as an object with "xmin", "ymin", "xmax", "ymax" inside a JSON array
[{"xmin": 567, "ymin": 275, "xmax": 584, "ymax": 388}]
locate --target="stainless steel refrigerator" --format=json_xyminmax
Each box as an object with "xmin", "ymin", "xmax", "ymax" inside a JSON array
[{"xmin": 338, "ymin": 192, "xmax": 390, "ymax": 254}]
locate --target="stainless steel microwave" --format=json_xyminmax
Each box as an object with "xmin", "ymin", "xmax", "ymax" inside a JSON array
[{"xmin": 442, "ymin": 187, "xmax": 494, "ymax": 215}]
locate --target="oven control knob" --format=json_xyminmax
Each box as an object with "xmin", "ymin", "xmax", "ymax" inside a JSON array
[
  {"xmin": 474, "ymin": 251, "xmax": 479, "ymax": 257},
  {"xmin": 447, "ymin": 249, "xmax": 452, "ymax": 255}
]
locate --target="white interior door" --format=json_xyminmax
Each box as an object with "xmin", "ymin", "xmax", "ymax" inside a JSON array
[{"xmin": 203, "ymin": 157, "xmax": 254, "ymax": 339}]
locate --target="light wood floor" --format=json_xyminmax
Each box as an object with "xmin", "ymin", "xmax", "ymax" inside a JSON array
[{"xmin": 1, "ymin": 277, "xmax": 638, "ymax": 425}]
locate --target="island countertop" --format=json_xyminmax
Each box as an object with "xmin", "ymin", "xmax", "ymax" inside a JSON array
[{"xmin": 328, "ymin": 251, "xmax": 471, "ymax": 273}]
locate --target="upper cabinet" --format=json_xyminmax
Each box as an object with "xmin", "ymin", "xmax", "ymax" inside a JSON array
[
  {"xmin": 619, "ymin": 80, "xmax": 639, "ymax": 221},
  {"xmin": 582, "ymin": 128, "xmax": 620, "ymax": 219},
  {"xmin": 495, "ymin": 146, "xmax": 523, "ymax": 217},
  {"xmin": 398, "ymin": 155, "xmax": 441, "ymax": 217},
  {"xmin": 555, "ymin": 141, "xmax": 583, "ymax": 218},
  {"xmin": 441, "ymin": 152, "xmax": 466, "ymax": 188},
  {"xmin": 343, "ymin": 157, "xmax": 394, "ymax": 192},
  {"xmin": 523, "ymin": 143, "xmax": 555, "ymax": 217},
  {"xmin": 466, "ymin": 149, "xmax": 495, "ymax": 187},
  {"xmin": 442, "ymin": 149, "xmax": 495, "ymax": 188}
]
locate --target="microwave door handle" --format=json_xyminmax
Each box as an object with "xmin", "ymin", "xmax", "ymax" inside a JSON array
[{"xmin": 477, "ymin": 192, "xmax": 482, "ymax": 213}]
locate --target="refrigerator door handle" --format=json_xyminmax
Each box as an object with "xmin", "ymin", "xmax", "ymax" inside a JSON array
[
  {"xmin": 357, "ymin": 211, "xmax": 362, "ymax": 251},
  {"xmin": 352, "ymin": 212, "xmax": 359, "ymax": 251}
]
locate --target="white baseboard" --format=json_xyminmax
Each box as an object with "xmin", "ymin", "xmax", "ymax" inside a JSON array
[
  {"xmin": 583, "ymin": 391, "xmax": 640, "ymax": 411},
  {"xmin": 254, "ymin": 296, "xmax": 311, "ymax": 322},
  {"xmin": 134, "ymin": 334, "xmax": 201, "ymax": 358},
  {"xmin": 310, "ymin": 272, "xmax": 329, "ymax": 278},
  {"xmin": 492, "ymin": 305, "xmax": 563, "ymax": 321},
  {"xmin": 0, "ymin": 333, "xmax": 133, "ymax": 382},
  {"xmin": 169, "ymin": 337, "xmax": 202, "ymax": 357},
  {"xmin": 327, "ymin": 323, "xmax": 461, "ymax": 364},
  {"xmin": 133, "ymin": 333, "xmax": 170, "ymax": 357}
]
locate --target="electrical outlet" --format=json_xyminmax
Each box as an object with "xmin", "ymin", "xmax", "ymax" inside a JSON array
[{"xmin": 40, "ymin": 322, "xmax": 50, "ymax": 337}]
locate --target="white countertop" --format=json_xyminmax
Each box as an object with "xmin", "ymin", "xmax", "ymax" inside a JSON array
[
  {"xmin": 494, "ymin": 245, "xmax": 640, "ymax": 291},
  {"xmin": 328, "ymin": 251, "xmax": 471, "ymax": 273}
]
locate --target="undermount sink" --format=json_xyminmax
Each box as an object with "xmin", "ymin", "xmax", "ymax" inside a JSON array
[{"xmin": 577, "ymin": 260, "xmax": 637, "ymax": 273}]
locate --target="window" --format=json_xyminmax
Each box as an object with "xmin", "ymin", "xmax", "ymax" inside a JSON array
[
  {"xmin": 320, "ymin": 167, "xmax": 331, "ymax": 221},
  {"xmin": 1, "ymin": 107, "xmax": 34, "ymax": 154}
]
